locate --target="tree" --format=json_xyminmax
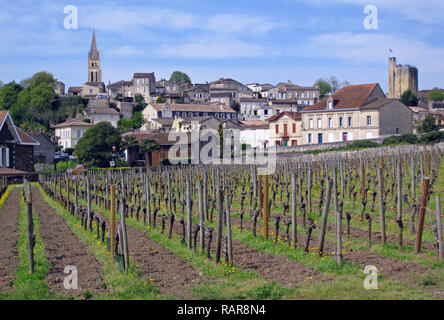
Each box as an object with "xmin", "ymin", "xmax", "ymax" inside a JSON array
[
  {"xmin": 426, "ymin": 90, "xmax": 444, "ymax": 102},
  {"xmin": 74, "ymin": 122, "xmax": 122, "ymax": 168},
  {"xmin": 121, "ymin": 135, "xmax": 138, "ymax": 166},
  {"xmin": 0, "ymin": 81, "xmax": 23, "ymax": 110},
  {"xmin": 400, "ymin": 90, "xmax": 418, "ymax": 106},
  {"xmin": 418, "ymin": 114, "xmax": 438, "ymax": 134},
  {"xmin": 327, "ymin": 76, "xmax": 341, "ymax": 93},
  {"xmin": 314, "ymin": 79, "xmax": 332, "ymax": 98},
  {"xmin": 156, "ymin": 96, "xmax": 166, "ymax": 103},
  {"xmin": 139, "ymin": 138, "xmax": 161, "ymax": 167},
  {"xmin": 169, "ymin": 71, "xmax": 191, "ymax": 84},
  {"xmin": 0, "ymin": 81, "xmax": 4, "ymax": 89},
  {"xmin": 134, "ymin": 94, "xmax": 147, "ymax": 113},
  {"xmin": 26, "ymin": 71, "xmax": 55, "ymax": 91}
]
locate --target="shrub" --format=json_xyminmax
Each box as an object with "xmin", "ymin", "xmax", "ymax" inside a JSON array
[
  {"xmin": 383, "ymin": 134, "xmax": 418, "ymax": 146},
  {"xmin": 418, "ymin": 131, "xmax": 444, "ymax": 144},
  {"xmin": 56, "ymin": 160, "xmax": 77, "ymax": 172}
]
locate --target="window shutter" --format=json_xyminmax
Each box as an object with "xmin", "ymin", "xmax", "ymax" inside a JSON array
[{"xmin": 5, "ymin": 148, "xmax": 9, "ymax": 167}]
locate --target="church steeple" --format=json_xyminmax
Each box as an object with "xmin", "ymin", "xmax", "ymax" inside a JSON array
[{"xmin": 88, "ymin": 31, "xmax": 102, "ymax": 83}]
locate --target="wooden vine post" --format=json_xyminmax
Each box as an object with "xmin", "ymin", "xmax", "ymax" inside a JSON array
[
  {"xmin": 435, "ymin": 195, "xmax": 443, "ymax": 260},
  {"xmin": 396, "ymin": 156, "xmax": 403, "ymax": 247},
  {"xmin": 318, "ymin": 178, "xmax": 333, "ymax": 256},
  {"xmin": 215, "ymin": 187, "xmax": 223, "ymax": 263},
  {"xmin": 414, "ymin": 177, "xmax": 430, "ymax": 254},
  {"xmin": 66, "ymin": 175, "xmax": 70, "ymax": 210},
  {"xmin": 198, "ymin": 179, "xmax": 205, "ymax": 252},
  {"xmin": 333, "ymin": 167, "xmax": 342, "ymax": 266},
  {"xmin": 110, "ymin": 185, "xmax": 116, "ymax": 259},
  {"xmin": 225, "ymin": 191, "xmax": 233, "ymax": 266},
  {"xmin": 58, "ymin": 176, "xmax": 62, "ymax": 204},
  {"xmin": 119, "ymin": 198, "xmax": 129, "ymax": 273},
  {"xmin": 291, "ymin": 172, "xmax": 297, "ymax": 248},
  {"xmin": 263, "ymin": 174, "xmax": 269, "ymax": 241},
  {"xmin": 378, "ymin": 157, "xmax": 386, "ymax": 244},
  {"xmin": 24, "ymin": 180, "xmax": 35, "ymax": 274},
  {"xmin": 186, "ymin": 174, "xmax": 192, "ymax": 249}
]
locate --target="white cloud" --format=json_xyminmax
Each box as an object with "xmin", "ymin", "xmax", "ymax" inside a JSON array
[
  {"xmin": 107, "ymin": 46, "xmax": 144, "ymax": 56},
  {"xmin": 154, "ymin": 37, "xmax": 271, "ymax": 59},
  {"xmin": 206, "ymin": 14, "xmax": 277, "ymax": 34},
  {"xmin": 304, "ymin": 0, "xmax": 444, "ymax": 24}
]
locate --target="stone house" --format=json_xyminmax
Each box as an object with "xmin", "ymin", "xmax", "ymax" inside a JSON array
[
  {"xmin": 142, "ymin": 102, "xmax": 238, "ymax": 124},
  {"xmin": 54, "ymin": 119, "xmax": 93, "ymax": 150},
  {"xmin": 267, "ymin": 112, "xmax": 302, "ymax": 147},
  {"xmin": 84, "ymin": 97, "xmax": 120, "ymax": 128},
  {"xmin": 184, "ymin": 85, "xmax": 210, "ymax": 103},
  {"xmin": 268, "ymin": 81, "xmax": 319, "ymax": 106},
  {"xmin": 0, "ymin": 111, "xmax": 40, "ymax": 173},
  {"xmin": 209, "ymin": 78, "xmax": 253, "ymax": 99},
  {"xmin": 300, "ymin": 83, "xmax": 413, "ymax": 145},
  {"xmin": 239, "ymin": 121, "xmax": 270, "ymax": 149},
  {"xmin": 239, "ymin": 98, "xmax": 273, "ymax": 121}
]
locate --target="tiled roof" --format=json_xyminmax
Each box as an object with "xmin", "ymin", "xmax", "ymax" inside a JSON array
[
  {"xmin": 0, "ymin": 167, "xmax": 28, "ymax": 175},
  {"xmin": 0, "ymin": 111, "xmax": 7, "ymax": 126},
  {"xmin": 53, "ymin": 119, "xmax": 93, "ymax": 128},
  {"xmin": 86, "ymin": 107, "xmax": 119, "ymax": 115},
  {"xmin": 122, "ymin": 131, "xmax": 192, "ymax": 146},
  {"xmin": 304, "ymin": 83, "xmax": 380, "ymax": 111},
  {"xmin": 150, "ymin": 103, "xmax": 236, "ymax": 113},
  {"xmin": 359, "ymin": 98, "xmax": 396, "ymax": 110},
  {"xmin": 240, "ymin": 98, "xmax": 268, "ymax": 103},
  {"xmin": 16, "ymin": 127, "xmax": 39, "ymax": 145},
  {"xmin": 267, "ymin": 111, "xmax": 301, "ymax": 122}
]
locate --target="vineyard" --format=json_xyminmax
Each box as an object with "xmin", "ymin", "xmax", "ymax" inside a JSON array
[{"xmin": 0, "ymin": 143, "xmax": 443, "ymax": 300}]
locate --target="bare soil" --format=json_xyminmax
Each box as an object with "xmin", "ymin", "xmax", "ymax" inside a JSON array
[
  {"xmin": 31, "ymin": 186, "xmax": 105, "ymax": 298},
  {"xmin": 0, "ymin": 189, "xmax": 21, "ymax": 292}
]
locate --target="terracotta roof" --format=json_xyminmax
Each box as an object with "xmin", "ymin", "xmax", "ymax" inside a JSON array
[
  {"xmin": 149, "ymin": 103, "xmax": 236, "ymax": 113},
  {"xmin": 16, "ymin": 128, "xmax": 39, "ymax": 145},
  {"xmin": 53, "ymin": 119, "xmax": 93, "ymax": 128},
  {"xmin": 304, "ymin": 83, "xmax": 380, "ymax": 111},
  {"xmin": 0, "ymin": 111, "xmax": 7, "ymax": 126},
  {"xmin": 267, "ymin": 111, "xmax": 301, "ymax": 122},
  {"xmin": 239, "ymin": 120, "xmax": 269, "ymax": 130},
  {"xmin": 239, "ymin": 98, "xmax": 268, "ymax": 103}
]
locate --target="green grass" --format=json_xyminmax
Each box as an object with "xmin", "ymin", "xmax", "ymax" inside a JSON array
[{"xmin": 0, "ymin": 186, "xmax": 55, "ymax": 300}]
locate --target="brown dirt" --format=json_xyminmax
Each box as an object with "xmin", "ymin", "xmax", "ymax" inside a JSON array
[
  {"xmin": 227, "ymin": 212, "xmax": 441, "ymax": 290},
  {"xmin": 0, "ymin": 188, "xmax": 21, "ymax": 292},
  {"xmin": 164, "ymin": 213, "xmax": 331, "ymax": 288},
  {"xmin": 31, "ymin": 186, "xmax": 105, "ymax": 298},
  {"xmin": 124, "ymin": 224, "xmax": 209, "ymax": 299}
]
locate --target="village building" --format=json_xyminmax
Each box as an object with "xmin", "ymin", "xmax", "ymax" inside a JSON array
[
  {"xmin": 267, "ymin": 81, "xmax": 320, "ymax": 106},
  {"xmin": 84, "ymin": 96, "xmax": 120, "ymax": 128},
  {"xmin": 53, "ymin": 119, "xmax": 93, "ymax": 150},
  {"xmin": 267, "ymin": 111, "xmax": 302, "ymax": 147},
  {"xmin": 300, "ymin": 83, "xmax": 413, "ymax": 145},
  {"xmin": 239, "ymin": 98, "xmax": 272, "ymax": 121},
  {"xmin": 142, "ymin": 102, "xmax": 238, "ymax": 125},
  {"xmin": 0, "ymin": 111, "xmax": 40, "ymax": 173},
  {"xmin": 239, "ymin": 121, "xmax": 270, "ymax": 149}
]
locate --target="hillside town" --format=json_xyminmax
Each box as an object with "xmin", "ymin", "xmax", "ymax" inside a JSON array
[{"xmin": 0, "ymin": 31, "xmax": 443, "ymax": 172}]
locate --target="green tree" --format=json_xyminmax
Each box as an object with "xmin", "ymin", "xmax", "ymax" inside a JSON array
[
  {"xmin": 121, "ymin": 135, "xmax": 138, "ymax": 166},
  {"xmin": 400, "ymin": 90, "xmax": 418, "ymax": 106},
  {"xmin": 134, "ymin": 94, "xmax": 147, "ymax": 113},
  {"xmin": 156, "ymin": 96, "xmax": 166, "ymax": 103},
  {"xmin": 169, "ymin": 71, "xmax": 191, "ymax": 84},
  {"xmin": 418, "ymin": 114, "xmax": 438, "ymax": 133},
  {"xmin": 426, "ymin": 90, "xmax": 444, "ymax": 102},
  {"xmin": 314, "ymin": 79, "xmax": 332, "ymax": 98},
  {"xmin": 139, "ymin": 138, "xmax": 161, "ymax": 167},
  {"xmin": 74, "ymin": 122, "xmax": 122, "ymax": 168},
  {"xmin": 0, "ymin": 81, "xmax": 23, "ymax": 110},
  {"xmin": 27, "ymin": 71, "xmax": 55, "ymax": 91}
]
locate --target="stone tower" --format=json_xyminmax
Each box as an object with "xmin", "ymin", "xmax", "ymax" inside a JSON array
[
  {"xmin": 88, "ymin": 31, "xmax": 102, "ymax": 83},
  {"xmin": 388, "ymin": 57, "xmax": 418, "ymax": 100}
]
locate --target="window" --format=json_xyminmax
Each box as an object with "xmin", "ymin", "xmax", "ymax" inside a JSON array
[
  {"xmin": 317, "ymin": 118, "xmax": 322, "ymax": 128},
  {"xmin": 308, "ymin": 133, "xmax": 313, "ymax": 143},
  {"xmin": 367, "ymin": 116, "xmax": 372, "ymax": 126},
  {"xmin": 309, "ymin": 119, "xmax": 314, "ymax": 129},
  {"xmin": 264, "ymin": 109, "xmax": 268, "ymax": 115},
  {"xmin": 302, "ymin": 93, "xmax": 305, "ymax": 98},
  {"xmin": 327, "ymin": 98, "xmax": 333, "ymax": 110},
  {"xmin": 279, "ymin": 93, "xmax": 285, "ymax": 99},
  {"xmin": 395, "ymin": 128, "xmax": 399, "ymax": 134},
  {"xmin": 348, "ymin": 117, "xmax": 352, "ymax": 127},
  {"xmin": 275, "ymin": 124, "xmax": 279, "ymax": 134},
  {"xmin": 75, "ymin": 130, "xmax": 82, "ymax": 138},
  {"xmin": 292, "ymin": 123, "xmax": 296, "ymax": 133},
  {"xmin": 291, "ymin": 140, "xmax": 297, "ymax": 146},
  {"xmin": 288, "ymin": 93, "xmax": 292, "ymax": 99},
  {"xmin": 328, "ymin": 118, "xmax": 333, "ymax": 128},
  {"xmin": 89, "ymin": 89, "xmax": 93, "ymax": 94},
  {"xmin": 339, "ymin": 117, "xmax": 343, "ymax": 127}
]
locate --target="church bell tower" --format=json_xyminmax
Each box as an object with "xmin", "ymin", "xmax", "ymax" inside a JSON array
[{"xmin": 88, "ymin": 31, "xmax": 102, "ymax": 83}]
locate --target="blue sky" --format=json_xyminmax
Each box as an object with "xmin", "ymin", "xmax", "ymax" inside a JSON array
[{"xmin": 0, "ymin": 0, "xmax": 443, "ymax": 92}]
